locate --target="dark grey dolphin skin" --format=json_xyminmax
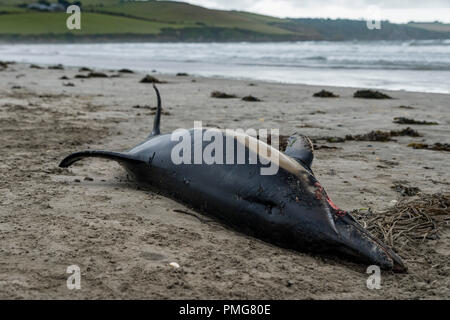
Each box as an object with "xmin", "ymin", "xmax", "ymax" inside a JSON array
[{"xmin": 60, "ymin": 85, "xmax": 406, "ymax": 272}]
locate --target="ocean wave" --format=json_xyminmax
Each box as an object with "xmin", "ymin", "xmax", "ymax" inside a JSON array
[{"xmin": 408, "ymin": 39, "xmax": 450, "ymax": 46}]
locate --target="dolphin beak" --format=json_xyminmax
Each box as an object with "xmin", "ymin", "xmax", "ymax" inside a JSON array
[{"xmin": 333, "ymin": 213, "xmax": 407, "ymax": 272}]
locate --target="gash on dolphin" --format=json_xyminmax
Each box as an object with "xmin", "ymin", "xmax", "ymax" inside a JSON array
[{"xmin": 60, "ymin": 85, "xmax": 407, "ymax": 272}]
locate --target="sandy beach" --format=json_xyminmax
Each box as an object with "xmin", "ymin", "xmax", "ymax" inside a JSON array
[{"xmin": 0, "ymin": 62, "xmax": 448, "ymax": 299}]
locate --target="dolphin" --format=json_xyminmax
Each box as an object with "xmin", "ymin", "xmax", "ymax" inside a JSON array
[{"xmin": 60, "ymin": 85, "xmax": 407, "ymax": 272}]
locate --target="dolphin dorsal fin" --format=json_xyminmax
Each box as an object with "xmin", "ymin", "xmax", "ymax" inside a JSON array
[
  {"xmin": 284, "ymin": 134, "xmax": 314, "ymax": 168},
  {"xmin": 149, "ymin": 84, "xmax": 162, "ymax": 138}
]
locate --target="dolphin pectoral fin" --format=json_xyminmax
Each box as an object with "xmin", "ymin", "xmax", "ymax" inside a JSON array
[
  {"xmin": 284, "ymin": 134, "xmax": 314, "ymax": 168},
  {"xmin": 59, "ymin": 150, "xmax": 141, "ymax": 168},
  {"xmin": 335, "ymin": 214, "xmax": 407, "ymax": 272},
  {"xmin": 148, "ymin": 84, "xmax": 162, "ymax": 138}
]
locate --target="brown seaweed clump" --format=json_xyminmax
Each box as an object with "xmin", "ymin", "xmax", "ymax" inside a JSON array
[
  {"xmin": 391, "ymin": 181, "xmax": 420, "ymax": 197},
  {"xmin": 318, "ymin": 127, "xmax": 420, "ymax": 143},
  {"xmin": 242, "ymin": 95, "xmax": 262, "ymax": 102},
  {"xmin": 394, "ymin": 117, "xmax": 438, "ymax": 125},
  {"xmin": 211, "ymin": 91, "xmax": 237, "ymax": 99},
  {"xmin": 313, "ymin": 90, "xmax": 339, "ymax": 98},
  {"xmin": 79, "ymin": 67, "xmax": 92, "ymax": 72},
  {"xmin": 75, "ymin": 72, "xmax": 108, "ymax": 79},
  {"xmin": 48, "ymin": 64, "xmax": 64, "ymax": 70},
  {"xmin": 354, "ymin": 90, "xmax": 392, "ymax": 99},
  {"xmin": 87, "ymin": 72, "xmax": 108, "ymax": 78},
  {"xmin": 353, "ymin": 193, "xmax": 450, "ymax": 254},
  {"xmin": 119, "ymin": 69, "xmax": 134, "ymax": 73},
  {"xmin": 408, "ymin": 142, "xmax": 450, "ymax": 152},
  {"xmin": 140, "ymin": 75, "xmax": 166, "ymax": 84}
]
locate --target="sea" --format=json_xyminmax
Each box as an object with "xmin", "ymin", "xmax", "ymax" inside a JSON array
[{"xmin": 1, "ymin": 40, "xmax": 449, "ymax": 93}]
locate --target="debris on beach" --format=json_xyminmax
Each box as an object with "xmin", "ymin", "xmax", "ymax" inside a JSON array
[
  {"xmin": 408, "ymin": 142, "xmax": 450, "ymax": 152},
  {"xmin": 323, "ymin": 136, "xmax": 346, "ymax": 143},
  {"xmin": 1, "ymin": 61, "xmax": 15, "ymax": 70},
  {"xmin": 30, "ymin": 64, "xmax": 43, "ymax": 69},
  {"xmin": 309, "ymin": 110, "xmax": 327, "ymax": 115},
  {"xmin": 391, "ymin": 181, "xmax": 420, "ymax": 197},
  {"xmin": 140, "ymin": 75, "xmax": 166, "ymax": 83},
  {"xmin": 315, "ymin": 127, "xmax": 420, "ymax": 143},
  {"xmin": 211, "ymin": 91, "xmax": 237, "ymax": 99},
  {"xmin": 393, "ymin": 117, "xmax": 438, "ymax": 125},
  {"xmin": 118, "ymin": 68, "xmax": 134, "ymax": 73},
  {"xmin": 75, "ymin": 72, "xmax": 109, "ymax": 79},
  {"xmin": 87, "ymin": 72, "xmax": 108, "ymax": 78},
  {"xmin": 313, "ymin": 90, "xmax": 339, "ymax": 98},
  {"xmin": 353, "ymin": 90, "xmax": 392, "ymax": 99},
  {"xmin": 59, "ymin": 76, "xmax": 69, "ymax": 80},
  {"xmin": 353, "ymin": 193, "xmax": 450, "ymax": 254},
  {"xmin": 176, "ymin": 72, "xmax": 188, "ymax": 76},
  {"xmin": 79, "ymin": 67, "xmax": 92, "ymax": 72},
  {"xmin": 242, "ymin": 95, "xmax": 262, "ymax": 102},
  {"xmin": 63, "ymin": 82, "xmax": 75, "ymax": 87},
  {"xmin": 313, "ymin": 144, "xmax": 339, "ymax": 150},
  {"xmin": 132, "ymin": 104, "xmax": 155, "ymax": 110},
  {"xmin": 397, "ymin": 105, "xmax": 415, "ymax": 109},
  {"xmin": 48, "ymin": 64, "xmax": 64, "ymax": 70},
  {"xmin": 389, "ymin": 127, "xmax": 421, "ymax": 137}
]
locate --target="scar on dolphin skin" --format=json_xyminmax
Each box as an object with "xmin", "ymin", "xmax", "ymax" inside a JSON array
[{"xmin": 59, "ymin": 85, "xmax": 407, "ymax": 272}]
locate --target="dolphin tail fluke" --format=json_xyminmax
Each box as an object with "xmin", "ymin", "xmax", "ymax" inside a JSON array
[
  {"xmin": 149, "ymin": 84, "xmax": 162, "ymax": 138},
  {"xmin": 59, "ymin": 150, "xmax": 141, "ymax": 168}
]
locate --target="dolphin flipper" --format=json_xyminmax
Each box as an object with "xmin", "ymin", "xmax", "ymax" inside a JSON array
[
  {"xmin": 59, "ymin": 150, "xmax": 141, "ymax": 168},
  {"xmin": 284, "ymin": 134, "xmax": 314, "ymax": 168}
]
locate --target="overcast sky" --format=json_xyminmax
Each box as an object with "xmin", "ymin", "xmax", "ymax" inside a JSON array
[{"xmin": 175, "ymin": 0, "xmax": 450, "ymax": 23}]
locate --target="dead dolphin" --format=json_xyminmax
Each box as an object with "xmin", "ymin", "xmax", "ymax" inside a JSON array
[{"xmin": 60, "ymin": 85, "xmax": 406, "ymax": 272}]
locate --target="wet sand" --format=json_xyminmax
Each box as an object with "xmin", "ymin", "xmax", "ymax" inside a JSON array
[{"xmin": 0, "ymin": 62, "xmax": 449, "ymax": 299}]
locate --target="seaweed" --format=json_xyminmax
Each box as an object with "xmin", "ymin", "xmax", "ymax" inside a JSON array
[
  {"xmin": 48, "ymin": 64, "xmax": 64, "ymax": 70},
  {"xmin": 176, "ymin": 72, "xmax": 189, "ymax": 76},
  {"xmin": 79, "ymin": 67, "xmax": 92, "ymax": 72},
  {"xmin": 140, "ymin": 75, "xmax": 166, "ymax": 84},
  {"xmin": 211, "ymin": 91, "xmax": 237, "ymax": 99},
  {"xmin": 118, "ymin": 69, "xmax": 134, "ymax": 73},
  {"xmin": 391, "ymin": 181, "xmax": 420, "ymax": 197},
  {"xmin": 353, "ymin": 90, "xmax": 392, "ymax": 99},
  {"xmin": 313, "ymin": 90, "xmax": 339, "ymax": 98},
  {"xmin": 242, "ymin": 95, "xmax": 262, "ymax": 102},
  {"xmin": 394, "ymin": 117, "xmax": 438, "ymax": 125},
  {"xmin": 408, "ymin": 142, "xmax": 450, "ymax": 152},
  {"xmin": 353, "ymin": 193, "xmax": 450, "ymax": 255},
  {"xmin": 75, "ymin": 72, "xmax": 108, "ymax": 79},
  {"xmin": 316, "ymin": 127, "xmax": 420, "ymax": 143}
]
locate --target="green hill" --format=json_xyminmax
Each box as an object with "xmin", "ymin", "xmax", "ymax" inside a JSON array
[{"xmin": 0, "ymin": 0, "xmax": 448, "ymax": 42}]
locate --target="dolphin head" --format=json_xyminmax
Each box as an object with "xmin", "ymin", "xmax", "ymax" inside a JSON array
[{"xmin": 289, "ymin": 174, "xmax": 407, "ymax": 272}]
